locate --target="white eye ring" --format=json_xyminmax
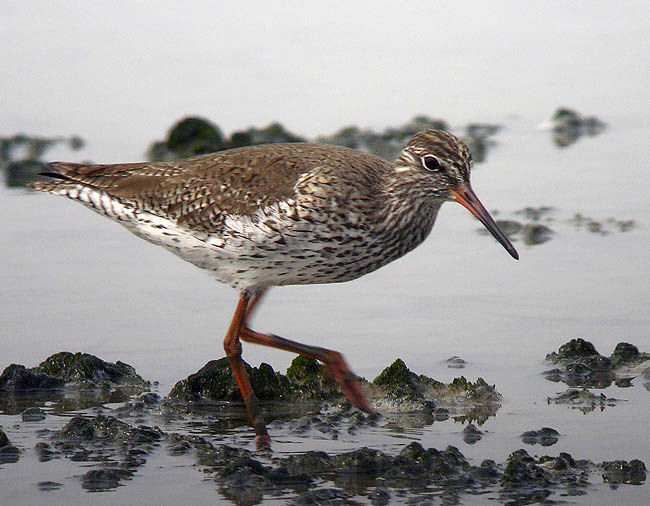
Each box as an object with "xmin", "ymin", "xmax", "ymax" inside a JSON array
[{"xmin": 421, "ymin": 155, "xmax": 441, "ymax": 171}]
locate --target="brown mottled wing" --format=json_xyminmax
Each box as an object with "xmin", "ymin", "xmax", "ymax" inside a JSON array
[{"xmin": 31, "ymin": 143, "xmax": 389, "ymax": 234}]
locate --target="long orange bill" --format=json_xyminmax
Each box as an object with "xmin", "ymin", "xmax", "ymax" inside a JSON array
[{"xmin": 451, "ymin": 184, "xmax": 519, "ymax": 260}]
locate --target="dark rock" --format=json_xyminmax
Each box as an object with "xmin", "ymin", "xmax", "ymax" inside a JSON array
[
  {"xmin": 317, "ymin": 116, "xmax": 449, "ymax": 162},
  {"xmin": 5, "ymin": 160, "xmax": 50, "ymax": 188},
  {"xmin": 444, "ymin": 356, "xmax": 467, "ymax": 369},
  {"xmin": 37, "ymin": 481, "xmax": 63, "ymax": 491},
  {"xmin": 369, "ymin": 486, "xmax": 391, "ymax": 505},
  {"xmin": 0, "ymin": 364, "xmax": 65, "ymax": 392},
  {"xmin": 601, "ymin": 459, "xmax": 646, "ymax": 485},
  {"xmin": 0, "ymin": 443, "xmax": 20, "ymax": 464},
  {"xmin": 610, "ymin": 342, "xmax": 643, "ymax": 367},
  {"xmin": 284, "ymin": 451, "xmax": 334, "ymax": 476},
  {"xmin": 0, "ymin": 427, "xmax": 9, "ymax": 447},
  {"xmin": 515, "ymin": 206, "xmax": 554, "ymax": 222},
  {"xmin": 547, "ymin": 388, "xmax": 621, "ymax": 413},
  {"xmin": 240, "ymin": 122, "xmax": 305, "ymax": 146},
  {"xmin": 522, "ymin": 223, "xmax": 553, "ymax": 245},
  {"xmin": 387, "ymin": 442, "xmax": 468, "ymax": 479},
  {"xmin": 375, "ymin": 368, "xmax": 502, "ymax": 423},
  {"xmin": 371, "ymin": 359, "xmax": 442, "ymax": 411},
  {"xmin": 521, "ymin": 427, "xmax": 559, "ymax": 446},
  {"xmin": 547, "ymin": 107, "xmax": 606, "ymax": 147},
  {"xmin": 463, "ymin": 123, "xmax": 500, "ymax": 163},
  {"xmin": 215, "ymin": 455, "xmax": 273, "ymax": 504},
  {"xmin": 291, "ymin": 487, "xmax": 350, "ymax": 505},
  {"xmin": 373, "ymin": 359, "xmax": 419, "ymax": 390},
  {"xmin": 21, "ymin": 406, "xmax": 46, "ymax": 421},
  {"xmin": 81, "ymin": 468, "xmax": 133, "ymax": 491},
  {"xmin": 545, "ymin": 338, "xmax": 611, "ymax": 387},
  {"xmin": 148, "ymin": 117, "xmax": 305, "ymax": 162},
  {"xmin": 471, "ymin": 459, "xmax": 500, "ymax": 483},
  {"xmin": 35, "ymin": 442, "xmax": 59, "ymax": 462},
  {"xmin": 448, "ymin": 376, "xmax": 499, "ymax": 403},
  {"xmin": 495, "ymin": 219, "xmax": 523, "ymax": 236},
  {"xmin": 462, "ymin": 423, "xmax": 483, "ymax": 444},
  {"xmin": 286, "ymin": 356, "xmax": 339, "ymax": 400},
  {"xmin": 167, "ymin": 357, "xmax": 292, "ymax": 403},
  {"xmin": 544, "ymin": 339, "xmax": 649, "ymax": 388},
  {"xmin": 196, "ymin": 443, "xmax": 252, "ymax": 468},
  {"xmin": 502, "ymin": 449, "xmax": 550, "ymax": 486},
  {"xmin": 58, "ymin": 414, "xmax": 162, "ymax": 444},
  {"xmin": 138, "ymin": 392, "xmax": 161, "ymax": 405},
  {"xmin": 148, "ymin": 116, "xmax": 226, "ymax": 161},
  {"xmin": 36, "ymin": 352, "xmax": 149, "ymax": 388},
  {"xmin": 332, "ymin": 447, "xmax": 392, "ymax": 475}
]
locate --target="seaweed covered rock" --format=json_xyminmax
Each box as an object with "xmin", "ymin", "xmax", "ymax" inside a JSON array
[
  {"xmin": 500, "ymin": 449, "xmax": 553, "ymax": 503},
  {"xmin": 371, "ymin": 358, "xmax": 440, "ymax": 411},
  {"xmin": 479, "ymin": 206, "xmax": 555, "ymax": 246},
  {"xmin": 147, "ymin": 117, "xmax": 305, "ymax": 161},
  {"xmin": 147, "ymin": 116, "xmax": 226, "ymax": 161},
  {"xmin": 547, "ymin": 388, "xmax": 621, "ymax": 413},
  {"xmin": 521, "ymin": 427, "xmax": 559, "ymax": 446},
  {"xmin": 0, "ymin": 427, "xmax": 9, "ymax": 447},
  {"xmin": 368, "ymin": 360, "xmax": 501, "ymax": 422},
  {"xmin": 544, "ymin": 339, "xmax": 649, "ymax": 388},
  {"xmin": 167, "ymin": 357, "xmax": 292, "ymax": 403},
  {"xmin": 0, "ymin": 364, "xmax": 66, "ymax": 392},
  {"xmin": 463, "ymin": 123, "xmax": 500, "ymax": 163},
  {"xmin": 0, "ymin": 429, "xmax": 20, "ymax": 464},
  {"xmin": 58, "ymin": 414, "xmax": 162, "ymax": 444},
  {"xmin": 56, "ymin": 414, "xmax": 163, "ymax": 490},
  {"xmin": 610, "ymin": 342, "xmax": 648, "ymax": 368},
  {"xmin": 36, "ymin": 352, "xmax": 149, "ymax": 389},
  {"xmin": 544, "ymin": 107, "xmax": 606, "ymax": 147},
  {"xmin": 601, "ymin": 459, "xmax": 646, "ymax": 485},
  {"xmin": 2, "ymin": 133, "xmax": 84, "ymax": 188},
  {"xmin": 332, "ymin": 447, "xmax": 393, "ymax": 475},
  {"xmin": 462, "ymin": 423, "xmax": 483, "ymax": 444},
  {"xmin": 286, "ymin": 356, "xmax": 340, "ymax": 400},
  {"xmin": 0, "ymin": 353, "xmax": 149, "ymax": 401},
  {"xmin": 317, "ymin": 116, "xmax": 450, "ymax": 162}
]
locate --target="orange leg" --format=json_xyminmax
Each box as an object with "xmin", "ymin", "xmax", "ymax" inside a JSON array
[
  {"xmin": 224, "ymin": 290, "xmax": 374, "ymax": 444},
  {"xmin": 222, "ymin": 294, "xmax": 270, "ymax": 447},
  {"xmin": 240, "ymin": 326, "xmax": 373, "ymax": 414}
]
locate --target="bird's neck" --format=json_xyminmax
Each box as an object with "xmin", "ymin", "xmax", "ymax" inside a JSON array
[{"xmin": 374, "ymin": 174, "xmax": 444, "ymax": 259}]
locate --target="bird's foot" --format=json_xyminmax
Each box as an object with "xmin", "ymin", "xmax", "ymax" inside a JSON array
[{"xmin": 322, "ymin": 350, "xmax": 374, "ymax": 414}]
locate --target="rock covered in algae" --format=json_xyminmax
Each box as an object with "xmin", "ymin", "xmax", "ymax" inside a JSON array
[
  {"xmin": 544, "ymin": 338, "xmax": 650, "ymax": 388},
  {"xmin": 167, "ymin": 357, "xmax": 292, "ymax": 403},
  {"xmin": 0, "ymin": 364, "xmax": 66, "ymax": 392},
  {"xmin": 601, "ymin": 459, "xmax": 647, "ymax": 485},
  {"xmin": 0, "ymin": 352, "xmax": 151, "ymax": 414},
  {"xmin": 520, "ymin": 427, "xmax": 560, "ymax": 446},
  {"xmin": 36, "ymin": 352, "xmax": 149, "ymax": 389},
  {"xmin": 285, "ymin": 355, "xmax": 340, "ymax": 400}
]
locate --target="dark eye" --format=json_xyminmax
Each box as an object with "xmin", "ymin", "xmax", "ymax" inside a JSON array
[{"xmin": 422, "ymin": 155, "xmax": 441, "ymax": 171}]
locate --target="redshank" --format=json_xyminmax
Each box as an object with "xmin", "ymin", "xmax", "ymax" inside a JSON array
[{"xmin": 31, "ymin": 129, "xmax": 518, "ymax": 444}]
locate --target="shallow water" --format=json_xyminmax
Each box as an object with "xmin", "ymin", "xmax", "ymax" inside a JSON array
[{"xmin": 2, "ymin": 2, "xmax": 650, "ymax": 504}]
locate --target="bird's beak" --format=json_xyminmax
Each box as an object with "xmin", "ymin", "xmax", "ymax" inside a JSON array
[{"xmin": 451, "ymin": 184, "xmax": 519, "ymax": 260}]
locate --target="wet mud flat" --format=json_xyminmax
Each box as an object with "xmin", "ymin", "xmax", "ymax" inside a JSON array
[{"xmin": 1, "ymin": 340, "xmax": 648, "ymax": 505}]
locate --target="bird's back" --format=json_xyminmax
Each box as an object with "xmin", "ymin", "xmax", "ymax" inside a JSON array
[
  {"xmin": 32, "ymin": 143, "xmax": 391, "ymax": 233},
  {"xmin": 31, "ymin": 143, "xmax": 396, "ymax": 290}
]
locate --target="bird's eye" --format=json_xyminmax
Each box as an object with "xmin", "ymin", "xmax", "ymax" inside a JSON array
[{"xmin": 422, "ymin": 155, "xmax": 441, "ymax": 172}]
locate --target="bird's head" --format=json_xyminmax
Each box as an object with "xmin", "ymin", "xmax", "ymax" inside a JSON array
[{"xmin": 396, "ymin": 129, "xmax": 519, "ymax": 259}]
